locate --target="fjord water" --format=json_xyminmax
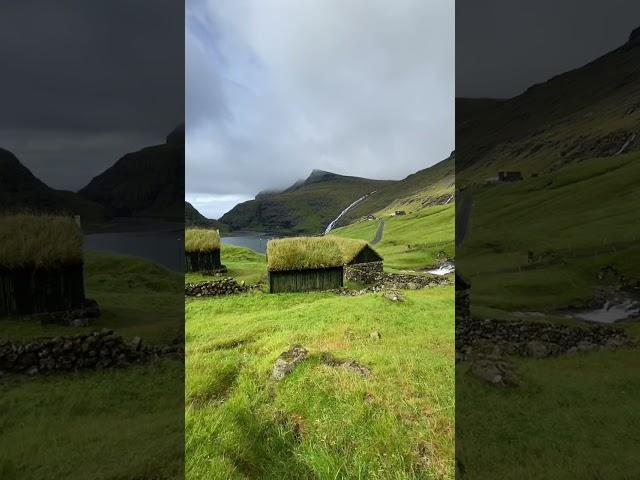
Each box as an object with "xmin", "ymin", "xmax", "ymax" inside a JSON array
[
  {"xmin": 85, "ymin": 229, "xmax": 184, "ymax": 271},
  {"xmin": 221, "ymin": 232, "xmax": 275, "ymax": 254}
]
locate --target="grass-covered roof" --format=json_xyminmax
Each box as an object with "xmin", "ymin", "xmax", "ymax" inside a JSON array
[
  {"xmin": 267, "ymin": 237, "xmax": 343, "ymax": 271},
  {"xmin": 331, "ymin": 237, "xmax": 379, "ymax": 263},
  {"xmin": 185, "ymin": 228, "xmax": 220, "ymax": 252},
  {"xmin": 0, "ymin": 214, "xmax": 83, "ymax": 268}
]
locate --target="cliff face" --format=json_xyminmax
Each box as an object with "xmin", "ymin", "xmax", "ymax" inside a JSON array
[{"xmin": 79, "ymin": 125, "xmax": 184, "ymax": 219}]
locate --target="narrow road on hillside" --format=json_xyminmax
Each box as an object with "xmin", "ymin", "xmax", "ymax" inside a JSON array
[
  {"xmin": 456, "ymin": 194, "xmax": 473, "ymax": 247},
  {"xmin": 372, "ymin": 220, "xmax": 385, "ymax": 245}
]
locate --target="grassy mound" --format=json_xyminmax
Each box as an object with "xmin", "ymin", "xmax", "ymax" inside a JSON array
[
  {"xmin": 186, "ymin": 286, "xmax": 454, "ymax": 479},
  {"xmin": 267, "ymin": 237, "xmax": 342, "ymax": 272},
  {"xmin": 0, "ymin": 213, "xmax": 82, "ymax": 268},
  {"xmin": 185, "ymin": 228, "xmax": 220, "ymax": 253}
]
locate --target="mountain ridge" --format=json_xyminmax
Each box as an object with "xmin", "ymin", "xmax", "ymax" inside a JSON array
[
  {"xmin": 79, "ymin": 125, "xmax": 184, "ymax": 219},
  {"xmin": 219, "ymin": 155, "xmax": 454, "ymax": 234}
]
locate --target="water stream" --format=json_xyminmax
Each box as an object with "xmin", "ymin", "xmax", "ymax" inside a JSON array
[{"xmin": 324, "ymin": 192, "xmax": 375, "ymax": 234}]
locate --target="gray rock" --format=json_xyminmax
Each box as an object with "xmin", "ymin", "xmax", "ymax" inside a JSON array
[
  {"xmin": 369, "ymin": 331, "xmax": 381, "ymax": 340},
  {"xmin": 272, "ymin": 345, "xmax": 308, "ymax": 381}
]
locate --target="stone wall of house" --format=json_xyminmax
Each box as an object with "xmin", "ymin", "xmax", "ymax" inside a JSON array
[
  {"xmin": 345, "ymin": 262, "xmax": 384, "ymax": 283},
  {"xmin": 185, "ymin": 278, "xmax": 258, "ymax": 297},
  {"xmin": 0, "ymin": 329, "xmax": 182, "ymax": 376}
]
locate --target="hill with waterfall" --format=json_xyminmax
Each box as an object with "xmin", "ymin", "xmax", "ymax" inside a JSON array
[{"xmin": 219, "ymin": 155, "xmax": 454, "ymax": 235}]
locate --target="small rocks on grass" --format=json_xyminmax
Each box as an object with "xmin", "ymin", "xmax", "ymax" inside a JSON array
[
  {"xmin": 469, "ymin": 357, "xmax": 519, "ymax": 387},
  {"xmin": 272, "ymin": 345, "xmax": 308, "ymax": 381},
  {"xmin": 320, "ymin": 352, "xmax": 371, "ymax": 377},
  {"xmin": 383, "ymin": 291, "xmax": 404, "ymax": 302},
  {"xmin": 369, "ymin": 331, "xmax": 381, "ymax": 340}
]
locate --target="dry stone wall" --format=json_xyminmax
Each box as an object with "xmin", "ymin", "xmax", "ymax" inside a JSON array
[
  {"xmin": 0, "ymin": 329, "xmax": 182, "ymax": 376},
  {"xmin": 185, "ymin": 278, "xmax": 259, "ymax": 297},
  {"xmin": 345, "ymin": 262, "xmax": 383, "ymax": 283}
]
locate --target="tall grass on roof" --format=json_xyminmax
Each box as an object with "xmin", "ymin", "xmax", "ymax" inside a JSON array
[
  {"xmin": 330, "ymin": 237, "xmax": 371, "ymax": 263},
  {"xmin": 185, "ymin": 228, "xmax": 220, "ymax": 253},
  {"xmin": 0, "ymin": 214, "xmax": 82, "ymax": 269},
  {"xmin": 267, "ymin": 237, "xmax": 343, "ymax": 271}
]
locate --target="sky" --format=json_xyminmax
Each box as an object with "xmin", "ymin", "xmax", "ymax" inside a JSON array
[
  {"xmin": 0, "ymin": 1, "xmax": 183, "ymax": 192},
  {"xmin": 457, "ymin": 0, "xmax": 640, "ymax": 98},
  {"xmin": 186, "ymin": 0, "xmax": 455, "ymax": 219}
]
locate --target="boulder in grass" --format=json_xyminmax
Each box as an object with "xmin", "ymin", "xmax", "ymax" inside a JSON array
[{"xmin": 272, "ymin": 345, "xmax": 308, "ymax": 381}]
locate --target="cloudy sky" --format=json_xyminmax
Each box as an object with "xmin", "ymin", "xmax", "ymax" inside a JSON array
[
  {"xmin": 186, "ymin": 0, "xmax": 454, "ymax": 219},
  {"xmin": 457, "ymin": 0, "xmax": 640, "ymax": 98},
  {"xmin": 0, "ymin": 1, "xmax": 183, "ymax": 191}
]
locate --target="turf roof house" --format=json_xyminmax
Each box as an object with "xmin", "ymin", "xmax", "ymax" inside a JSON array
[
  {"xmin": 185, "ymin": 228, "xmax": 222, "ymax": 272},
  {"xmin": 267, "ymin": 237, "xmax": 345, "ymax": 293},
  {"xmin": 0, "ymin": 214, "xmax": 87, "ymax": 317}
]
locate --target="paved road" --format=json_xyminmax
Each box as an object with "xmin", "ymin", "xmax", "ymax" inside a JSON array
[
  {"xmin": 456, "ymin": 194, "xmax": 473, "ymax": 247},
  {"xmin": 372, "ymin": 220, "xmax": 385, "ymax": 245}
]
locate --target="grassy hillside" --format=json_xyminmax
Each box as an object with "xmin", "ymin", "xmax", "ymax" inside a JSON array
[
  {"xmin": 186, "ymin": 286, "xmax": 454, "ymax": 480},
  {"xmin": 457, "ymin": 35, "xmax": 640, "ymax": 183},
  {"xmin": 220, "ymin": 171, "xmax": 394, "ymax": 235},
  {"xmin": 0, "ymin": 252, "xmax": 184, "ymax": 479},
  {"xmin": 455, "ymin": 32, "xmax": 640, "ymax": 480},
  {"xmin": 458, "ymin": 152, "xmax": 640, "ymax": 313},
  {"xmin": 185, "ymin": 227, "xmax": 455, "ymax": 479},
  {"xmin": 342, "ymin": 154, "xmax": 455, "ymax": 223},
  {"xmin": 331, "ymin": 203, "xmax": 455, "ymax": 272}
]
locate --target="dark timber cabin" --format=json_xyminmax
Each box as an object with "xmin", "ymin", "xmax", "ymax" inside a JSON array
[
  {"xmin": 185, "ymin": 228, "xmax": 222, "ymax": 272},
  {"xmin": 0, "ymin": 214, "xmax": 86, "ymax": 317},
  {"xmin": 498, "ymin": 171, "xmax": 523, "ymax": 182},
  {"xmin": 267, "ymin": 237, "xmax": 344, "ymax": 293}
]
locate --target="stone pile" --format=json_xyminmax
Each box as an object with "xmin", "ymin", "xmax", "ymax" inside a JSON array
[
  {"xmin": 456, "ymin": 317, "xmax": 634, "ymax": 361},
  {"xmin": 0, "ymin": 329, "xmax": 183, "ymax": 376},
  {"xmin": 185, "ymin": 278, "xmax": 258, "ymax": 297}
]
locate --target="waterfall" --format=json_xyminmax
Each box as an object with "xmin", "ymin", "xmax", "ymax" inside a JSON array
[{"xmin": 324, "ymin": 192, "xmax": 375, "ymax": 234}]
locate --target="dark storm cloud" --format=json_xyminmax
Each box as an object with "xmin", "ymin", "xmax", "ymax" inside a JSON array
[
  {"xmin": 186, "ymin": 0, "xmax": 455, "ymax": 219},
  {"xmin": 0, "ymin": 1, "xmax": 183, "ymax": 190},
  {"xmin": 457, "ymin": 0, "xmax": 640, "ymax": 98}
]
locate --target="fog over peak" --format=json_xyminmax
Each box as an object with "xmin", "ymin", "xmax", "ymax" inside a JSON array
[{"xmin": 186, "ymin": 0, "xmax": 454, "ymax": 219}]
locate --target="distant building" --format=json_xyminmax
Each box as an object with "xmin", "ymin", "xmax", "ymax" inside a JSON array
[
  {"xmin": 395, "ymin": 210, "xmax": 406, "ymax": 216},
  {"xmin": 498, "ymin": 171, "xmax": 523, "ymax": 182}
]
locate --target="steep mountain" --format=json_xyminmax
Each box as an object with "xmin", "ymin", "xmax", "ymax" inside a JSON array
[
  {"xmin": 220, "ymin": 171, "xmax": 395, "ymax": 234},
  {"xmin": 185, "ymin": 201, "xmax": 228, "ymax": 231},
  {"xmin": 0, "ymin": 147, "xmax": 105, "ymax": 223},
  {"xmin": 79, "ymin": 125, "xmax": 184, "ymax": 219},
  {"xmin": 340, "ymin": 153, "xmax": 455, "ymax": 224},
  {"xmin": 457, "ymin": 30, "xmax": 640, "ymax": 183}
]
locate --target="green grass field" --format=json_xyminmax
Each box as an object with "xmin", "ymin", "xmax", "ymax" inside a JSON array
[
  {"xmin": 456, "ymin": 153, "xmax": 640, "ymax": 478},
  {"xmin": 0, "ymin": 251, "xmax": 184, "ymax": 480},
  {"xmin": 186, "ymin": 223, "xmax": 455, "ymax": 479},
  {"xmin": 332, "ymin": 204, "xmax": 455, "ymax": 272},
  {"xmin": 186, "ymin": 287, "xmax": 454, "ymax": 480},
  {"xmin": 458, "ymin": 152, "xmax": 640, "ymax": 313}
]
